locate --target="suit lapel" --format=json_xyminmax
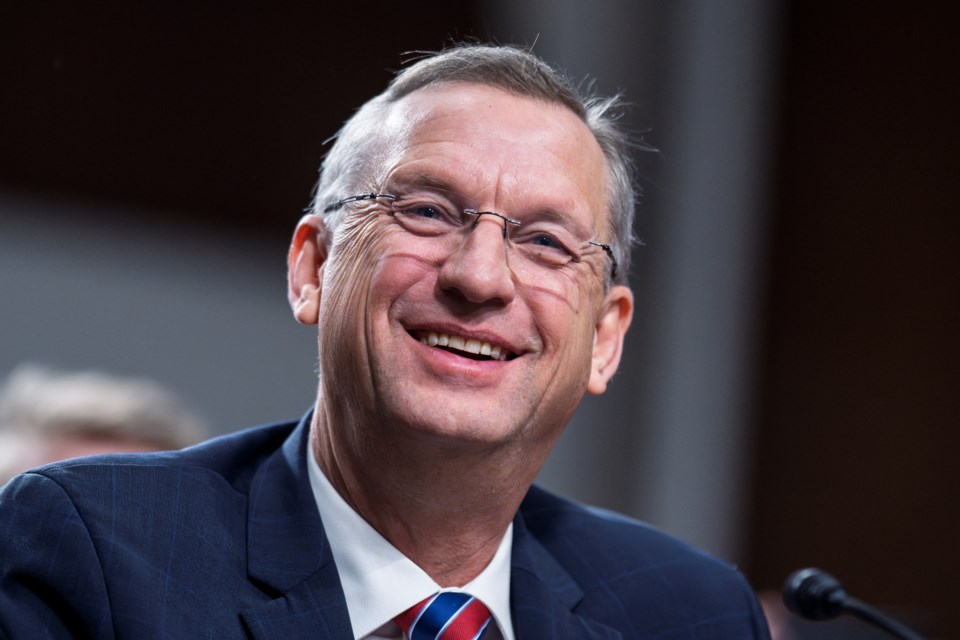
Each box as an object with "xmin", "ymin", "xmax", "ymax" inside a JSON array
[
  {"xmin": 240, "ymin": 412, "xmax": 353, "ymax": 640},
  {"xmin": 236, "ymin": 415, "xmax": 620, "ymax": 640},
  {"xmin": 240, "ymin": 563, "xmax": 353, "ymax": 640},
  {"xmin": 510, "ymin": 509, "xmax": 622, "ymax": 640}
]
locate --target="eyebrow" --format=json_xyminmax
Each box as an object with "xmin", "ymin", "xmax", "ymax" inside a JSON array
[
  {"xmin": 387, "ymin": 172, "xmax": 460, "ymax": 197},
  {"xmin": 522, "ymin": 206, "xmax": 594, "ymax": 241}
]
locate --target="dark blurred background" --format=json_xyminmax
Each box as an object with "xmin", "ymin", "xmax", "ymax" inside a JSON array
[{"xmin": 2, "ymin": 1, "xmax": 957, "ymax": 636}]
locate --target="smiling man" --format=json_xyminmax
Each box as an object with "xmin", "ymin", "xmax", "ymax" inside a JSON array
[{"xmin": 0, "ymin": 45, "xmax": 770, "ymax": 639}]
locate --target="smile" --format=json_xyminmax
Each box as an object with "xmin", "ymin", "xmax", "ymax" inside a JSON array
[{"xmin": 413, "ymin": 330, "xmax": 514, "ymax": 361}]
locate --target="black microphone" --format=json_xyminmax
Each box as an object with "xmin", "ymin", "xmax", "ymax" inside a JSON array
[{"xmin": 782, "ymin": 567, "xmax": 926, "ymax": 640}]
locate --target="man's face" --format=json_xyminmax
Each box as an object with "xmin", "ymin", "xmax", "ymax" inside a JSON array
[{"xmin": 302, "ymin": 83, "xmax": 632, "ymax": 454}]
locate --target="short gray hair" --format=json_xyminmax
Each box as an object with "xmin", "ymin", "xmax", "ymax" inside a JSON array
[
  {"xmin": 310, "ymin": 44, "xmax": 638, "ymax": 285},
  {"xmin": 0, "ymin": 364, "xmax": 206, "ymax": 449}
]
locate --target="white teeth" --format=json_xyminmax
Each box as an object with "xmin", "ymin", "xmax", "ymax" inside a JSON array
[{"xmin": 419, "ymin": 331, "xmax": 510, "ymax": 360}]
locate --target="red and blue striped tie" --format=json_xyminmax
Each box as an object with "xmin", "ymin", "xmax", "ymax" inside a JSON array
[{"xmin": 395, "ymin": 592, "xmax": 492, "ymax": 640}]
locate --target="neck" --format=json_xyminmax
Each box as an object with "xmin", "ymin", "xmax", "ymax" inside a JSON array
[{"xmin": 310, "ymin": 399, "xmax": 544, "ymax": 587}]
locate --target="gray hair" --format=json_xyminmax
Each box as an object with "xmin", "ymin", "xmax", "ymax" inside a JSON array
[
  {"xmin": 0, "ymin": 364, "xmax": 209, "ymax": 485},
  {"xmin": 0, "ymin": 364, "xmax": 206, "ymax": 449},
  {"xmin": 310, "ymin": 44, "xmax": 638, "ymax": 285}
]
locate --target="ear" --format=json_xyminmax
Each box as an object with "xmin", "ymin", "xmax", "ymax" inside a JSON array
[
  {"xmin": 287, "ymin": 214, "xmax": 330, "ymax": 325},
  {"xmin": 587, "ymin": 285, "xmax": 634, "ymax": 395}
]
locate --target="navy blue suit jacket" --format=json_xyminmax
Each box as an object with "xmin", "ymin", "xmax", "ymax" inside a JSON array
[{"xmin": 0, "ymin": 413, "xmax": 770, "ymax": 639}]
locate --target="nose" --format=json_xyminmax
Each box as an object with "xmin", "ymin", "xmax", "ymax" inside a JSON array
[{"xmin": 437, "ymin": 214, "xmax": 517, "ymax": 305}]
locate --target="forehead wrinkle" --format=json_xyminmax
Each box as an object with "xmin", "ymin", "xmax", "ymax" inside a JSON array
[
  {"xmin": 385, "ymin": 171, "xmax": 462, "ymax": 198},
  {"xmin": 385, "ymin": 153, "xmax": 503, "ymax": 204}
]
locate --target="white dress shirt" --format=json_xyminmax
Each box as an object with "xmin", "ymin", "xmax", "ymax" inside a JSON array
[{"xmin": 306, "ymin": 446, "xmax": 515, "ymax": 640}]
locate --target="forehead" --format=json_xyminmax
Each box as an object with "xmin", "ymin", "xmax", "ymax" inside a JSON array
[{"xmin": 378, "ymin": 83, "xmax": 608, "ymax": 228}]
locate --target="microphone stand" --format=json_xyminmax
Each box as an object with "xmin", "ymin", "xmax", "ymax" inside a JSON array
[
  {"xmin": 782, "ymin": 567, "xmax": 926, "ymax": 640},
  {"xmin": 841, "ymin": 596, "xmax": 924, "ymax": 640}
]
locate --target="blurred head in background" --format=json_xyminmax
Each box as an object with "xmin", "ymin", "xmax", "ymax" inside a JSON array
[{"xmin": 0, "ymin": 363, "xmax": 207, "ymax": 485}]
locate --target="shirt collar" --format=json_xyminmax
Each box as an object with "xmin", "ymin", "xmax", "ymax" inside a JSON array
[{"xmin": 306, "ymin": 443, "xmax": 515, "ymax": 640}]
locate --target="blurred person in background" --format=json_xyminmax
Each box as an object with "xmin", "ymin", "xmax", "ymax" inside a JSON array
[{"xmin": 0, "ymin": 363, "xmax": 206, "ymax": 485}]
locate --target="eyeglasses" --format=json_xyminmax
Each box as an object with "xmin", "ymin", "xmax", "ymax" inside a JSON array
[{"xmin": 323, "ymin": 192, "xmax": 618, "ymax": 283}]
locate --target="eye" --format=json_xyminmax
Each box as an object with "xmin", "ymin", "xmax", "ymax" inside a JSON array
[
  {"xmin": 392, "ymin": 198, "xmax": 460, "ymax": 236},
  {"xmin": 412, "ymin": 205, "xmax": 443, "ymax": 219},
  {"xmin": 523, "ymin": 232, "xmax": 574, "ymax": 257},
  {"xmin": 530, "ymin": 234, "xmax": 567, "ymax": 251},
  {"xmin": 516, "ymin": 231, "xmax": 576, "ymax": 266},
  {"xmin": 399, "ymin": 203, "xmax": 455, "ymax": 223}
]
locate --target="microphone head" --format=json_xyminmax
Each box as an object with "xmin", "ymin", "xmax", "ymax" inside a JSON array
[{"xmin": 783, "ymin": 567, "xmax": 848, "ymax": 620}]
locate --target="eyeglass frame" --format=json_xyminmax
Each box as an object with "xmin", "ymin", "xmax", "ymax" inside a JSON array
[{"xmin": 322, "ymin": 192, "xmax": 619, "ymax": 282}]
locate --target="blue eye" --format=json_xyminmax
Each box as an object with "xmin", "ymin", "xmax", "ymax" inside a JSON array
[
  {"xmin": 392, "ymin": 200, "xmax": 459, "ymax": 237},
  {"xmin": 517, "ymin": 231, "xmax": 576, "ymax": 266},
  {"xmin": 531, "ymin": 234, "xmax": 567, "ymax": 252}
]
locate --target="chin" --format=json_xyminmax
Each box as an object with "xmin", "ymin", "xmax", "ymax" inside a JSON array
[{"xmin": 385, "ymin": 401, "xmax": 525, "ymax": 448}]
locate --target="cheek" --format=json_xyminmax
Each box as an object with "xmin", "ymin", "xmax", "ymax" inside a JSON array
[
  {"xmin": 368, "ymin": 247, "xmax": 439, "ymax": 318},
  {"xmin": 517, "ymin": 264, "xmax": 599, "ymax": 320},
  {"xmin": 527, "ymin": 278, "xmax": 602, "ymax": 360},
  {"xmin": 318, "ymin": 216, "xmax": 390, "ymax": 382},
  {"xmin": 318, "ymin": 219, "xmax": 438, "ymax": 380},
  {"xmin": 519, "ymin": 295, "xmax": 595, "ymax": 443}
]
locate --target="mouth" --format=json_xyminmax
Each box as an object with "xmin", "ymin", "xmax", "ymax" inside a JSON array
[{"xmin": 411, "ymin": 330, "xmax": 516, "ymax": 362}]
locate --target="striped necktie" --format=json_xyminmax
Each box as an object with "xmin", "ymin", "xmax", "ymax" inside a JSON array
[{"xmin": 394, "ymin": 592, "xmax": 492, "ymax": 640}]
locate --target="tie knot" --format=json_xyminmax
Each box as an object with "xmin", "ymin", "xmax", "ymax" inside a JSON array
[{"xmin": 394, "ymin": 592, "xmax": 492, "ymax": 640}]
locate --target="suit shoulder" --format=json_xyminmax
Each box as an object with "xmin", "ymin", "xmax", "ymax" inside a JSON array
[
  {"xmin": 519, "ymin": 486, "xmax": 770, "ymax": 637},
  {"xmin": 519, "ymin": 485, "xmax": 759, "ymax": 601},
  {"xmin": 31, "ymin": 419, "xmax": 297, "ymax": 496},
  {"xmin": 520, "ymin": 485, "xmax": 717, "ymax": 561}
]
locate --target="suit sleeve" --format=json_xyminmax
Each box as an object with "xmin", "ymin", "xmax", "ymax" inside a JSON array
[
  {"xmin": 743, "ymin": 570, "xmax": 773, "ymax": 640},
  {"xmin": 0, "ymin": 472, "xmax": 115, "ymax": 639}
]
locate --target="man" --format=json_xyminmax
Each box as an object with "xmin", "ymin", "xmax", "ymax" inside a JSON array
[{"xmin": 0, "ymin": 45, "xmax": 770, "ymax": 639}]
